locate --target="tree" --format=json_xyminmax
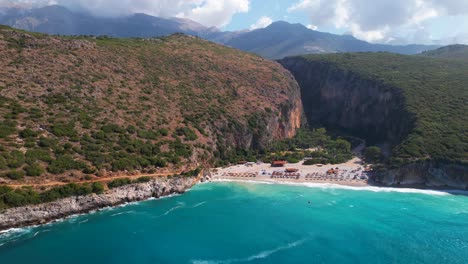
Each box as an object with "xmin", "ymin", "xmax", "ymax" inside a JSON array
[{"xmin": 364, "ymin": 146, "xmax": 382, "ymax": 163}]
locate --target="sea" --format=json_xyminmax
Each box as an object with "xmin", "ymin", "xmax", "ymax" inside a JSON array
[{"xmin": 1, "ymin": 181, "xmax": 468, "ymax": 264}]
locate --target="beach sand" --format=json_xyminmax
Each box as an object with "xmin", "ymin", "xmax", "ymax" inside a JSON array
[{"xmin": 211, "ymin": 157, "xmax": 371, "ymax": 187}]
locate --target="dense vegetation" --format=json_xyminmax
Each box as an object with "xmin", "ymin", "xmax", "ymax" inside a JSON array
[
  {"xmin": 214, "ymin": 128, "xmax": 353, "ymax": 166},
  {"xmin": 295, "ymin": 53, "xmax": 468, "ymax": 166},
  {"xmin": 0, "ymin": 26, "xmax": 300, "ymax": 182},
  {"xmin": 420, "ymin": 44, "xmax": 468, "ymax": 60}
]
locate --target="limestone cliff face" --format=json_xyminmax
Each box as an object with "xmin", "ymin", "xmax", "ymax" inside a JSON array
[
  {"xmin": 222, "ymin": 72, "xmax": 303, "ymax": 151},
  {"xmin": 279, "ymin": 57, "xmax": 415, "ymax": 145},
  {"xmin": 279, "ymin": 57, "xmax": 467, "ymax": 189},
  {"xmin": 0, "ymin": 177, "xmax": 197, "ymax": 230}
]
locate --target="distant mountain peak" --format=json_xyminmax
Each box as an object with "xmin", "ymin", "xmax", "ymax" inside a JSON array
[
  {"xmin": 0, "ymin": 5, "xmax": 441, "ymax": 59},
  {"xmin": 267, "ymin": 20, "xmax": 308, "ymax": 30}
]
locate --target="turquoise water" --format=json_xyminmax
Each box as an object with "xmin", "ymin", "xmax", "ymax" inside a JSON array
[{"xmin": 1, "ymin": 181, "xmax": 468, "ymax": 264}]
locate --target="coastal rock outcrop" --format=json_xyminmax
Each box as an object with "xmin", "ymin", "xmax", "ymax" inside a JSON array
[
  {"xmin": 0, "ymin": 177, "xmax": 197, "ymax": 231},
  {"xmin": 375, "ymin": 162, "xmax": 468, "ymax": 189}
]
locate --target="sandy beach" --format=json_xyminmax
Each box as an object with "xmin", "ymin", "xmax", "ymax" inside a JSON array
[{"xmin": 211, "ymin": 157, "xmax": 372, "ymax": 187}]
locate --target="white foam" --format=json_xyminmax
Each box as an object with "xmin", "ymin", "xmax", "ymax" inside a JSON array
[
  {"xmin": 191, "ymin": 201, "xmax": 207, "ymax": 208},
  {"xmin": 110, "ymin": 211, "xmax": 136, "ymax": 217},
  {"xmin": 191, "ymin": 238, "xmax": 306, "ymax": 264},
  {"xmin": 152, "ymin": 205, "xmax": 184, "ymax": 219},
  {"xmin": 0, "ymin": 227, "xmax": 32, "ymax": 237},
  {"xmin": 212, "ymin": 179, "xmax": 464, "ymax": 196},
  {"xmin": 78, "ymin": 219, "xmax": 89, "ymax": 224}
]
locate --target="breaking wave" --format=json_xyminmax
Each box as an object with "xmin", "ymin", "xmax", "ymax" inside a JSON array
[
  {"xmin": 212, "ymin": 179, "xmax": 465, "ymax": 196},
  {"xmin": 191, "ymin": 239, "xmax": 306, "ymax": 264}
]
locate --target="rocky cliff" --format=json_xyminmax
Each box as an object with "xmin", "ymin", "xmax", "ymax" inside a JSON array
[
  {"xmin": 375, "ymin": 162, "xmax": 468, "ymax": 189},
  {"xmin": 280, "ymin": 57, "xmax": 415, "ymax": 146},
  {"xmin": 0, "ymin": 177, "xmax": 197, "ymax": 230},
  {"xmin": 280, "ymin": 55, "xmax": 468, "ymax": 189}
]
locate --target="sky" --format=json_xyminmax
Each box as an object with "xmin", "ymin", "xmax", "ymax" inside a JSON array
[{"xmin": 1, "ymin": 0, "xmax": 468, "ymax": 45}]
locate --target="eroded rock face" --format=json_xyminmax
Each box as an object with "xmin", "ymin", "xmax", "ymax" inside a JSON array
[
  {"xmin": 0, "ymin": 177, "xmax": 197, "ymax": 230},
  {"xmin": 221, "ymin": 73, "xmax": 303, "ymax": 151},
  {"xmin": 376, "ymin": 162, "xmax": 468, "ymax": 189},
  {"xmin": 279, "ymin": 57, "xmax": 415, "ymax": 145}
]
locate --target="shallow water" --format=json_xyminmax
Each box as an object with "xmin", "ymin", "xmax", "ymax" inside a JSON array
[{"xmin": 1, "ymin": 182, "xmax": 468, "ymax": 264}]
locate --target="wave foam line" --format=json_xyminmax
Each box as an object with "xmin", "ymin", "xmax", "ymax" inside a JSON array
[
  {"xmin": 212, "ymin": 179, "xmax": 464, "ymax": 196},
  {"xmin": 153, "ymin": 205, "xmax": 184, "ymax": 219},
  {"xmin": 110, "ymin": 211, "xmax": 136, "ymax": 217},
  {"xmin": 191, "ymin": 201, "xmax": 207, "ymax": 208},
  {"xmin": 191, "ymin": 239, "xmax": 306, "ymax": 264},
  {"xmin": 0, "ymin": 227, "xmax": 32, "ymax": 238}
]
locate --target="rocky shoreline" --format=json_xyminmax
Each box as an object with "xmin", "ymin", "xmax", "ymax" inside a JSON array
[{"xmin": 0, "ymin": 176, "xmax": 199, "ymax": 231}]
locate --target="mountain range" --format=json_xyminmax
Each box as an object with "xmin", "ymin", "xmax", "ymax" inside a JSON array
[{"xmin": 0, "ymin": 5, "xmax": 441, "ymax": 59}]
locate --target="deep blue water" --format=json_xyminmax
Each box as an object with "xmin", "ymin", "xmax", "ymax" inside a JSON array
[{"xmin": 1, "ymin": 181, "xmax": 468, "ymax": 264}]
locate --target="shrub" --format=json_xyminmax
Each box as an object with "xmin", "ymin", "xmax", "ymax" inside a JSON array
[
  {"xmin": 364, "ymin": 146, "xmax": 382, "ymax": 163},
  {"xmin": 19, "ymin": 128, "xmax": 39, "ymax": 138},
  {"xmin": 175, "ymin": 127, "xmax": 198, "ymax": 141},
  {"xmin": 303, "ymin": 158, "xmax": 325, "ymax": 165},
  {"xmin": 158, "ymin": 128, "xmax": 169, "ymax": 136},
  {"xmin": 0, "ymin": 120, "xmax": 17, "ymax": 138},
  {"xmin": 5, "ymin": 150, "xmax": 25, "ymax": 168},
  {"xmin": 286, "ymin": 157, "xmax": 300, "ymax": 163},
  {"xmin": 3, "ymin": 170, "xmax": 25, "ymax": 180},
  {"xmin": 51, "ymin": 122, "xmax": 78, "ymax": 137},
  {"xmin": 0, "ymin": 156, "xmax": 7, "ymax": 170},
  {"xmin": 25, "ymin": 163, "xmax": 45, "ymax": 177},
  {"xmin": 107, "ymin": 178, "xmax": 132, "ymax": 189},
  {"xmin": 25, "ymin": 149, "xmax": 52, "ymax": 164},
  {"xmin": 48, "ymin": 155, "xmax": 86, "ymax": 174},
  {"xmin": 38, "ymin": 137, "xmax": 58, "ymax": 148},
  {"xmin": 92, "ymin": 182, "xmax": 105, "ymax": 194},
  {"xmin": 135, "ymin": 176, "xmax": 152, "ymax": 183}
]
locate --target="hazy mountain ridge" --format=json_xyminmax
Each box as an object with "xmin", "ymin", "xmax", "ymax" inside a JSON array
[
  {"xmin": 0, "ymin": 5, "xmax": 219, "ymax": 38},
  {"xmin": 227, "ymin": 21, "xmax": 441, "ymax": 59},
  {"xmin": 0, "ymin": 5, "xmax": 441, "ymax": 59}
]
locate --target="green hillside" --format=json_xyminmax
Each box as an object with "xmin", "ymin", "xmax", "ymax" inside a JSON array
[
  {"xmin": 420, "ymin": 44, "xmax": 468, "ymax": 60},
  {"xmin": 287, "ymin": 52, "xmax": 468, "ymax": 165},
  {"xmin": 0, "ymin": 26, "xmax": 301, "ymax": 184}
]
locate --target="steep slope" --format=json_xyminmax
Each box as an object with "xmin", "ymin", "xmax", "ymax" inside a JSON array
[
  {"xmin": 0, "ymin": 26, "xmax": 302, "ymax": 184},
  {"xmin": 0, "ymin": 5, "xmax": 219, "ymax": 38},
  {"xmin": 280, "ymin": 53, "xmax": 468, "ymax": 188},
  {"xmin": 225, "ymin": 21, "xmax": 440, "ymax": 59},
  {"xmin": 420, "ymin": 44, "xmax": 468, "ymax": 60}
]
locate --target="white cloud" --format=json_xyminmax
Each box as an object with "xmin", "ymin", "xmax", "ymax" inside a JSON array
[
  {"xmin": 288, "ymin": 0, "xmax": 468, "ymax": 44},
  {"xmin": 0, "ymin": 0, "xmax": 250, "ymax": 28},
  {"xmin": 250, "ymin": 16, "xmax": 272, "ymax": 30},
  {"xmin": 306, "ymin": 24, "xmax": 317, "ymax": 30}
]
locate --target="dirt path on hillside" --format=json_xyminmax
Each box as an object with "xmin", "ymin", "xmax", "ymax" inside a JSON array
[{"xmin": 5, "ymin": 172, "xmax": 178, "ymax": 189}]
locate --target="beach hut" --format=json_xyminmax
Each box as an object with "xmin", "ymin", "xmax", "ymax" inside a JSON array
[{"xmin": 271, "ymin": 160, "xmax": 287, "ymax": 167}]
